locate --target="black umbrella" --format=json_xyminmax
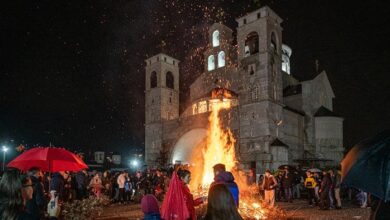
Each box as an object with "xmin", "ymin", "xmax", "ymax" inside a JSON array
[
  {"xmin": 278, "ymin": 164, "xmax": 296, "ymax": 170},
  {"xmin": 341, "ymin": 130, "xmax": 390, "ymax": 201}
]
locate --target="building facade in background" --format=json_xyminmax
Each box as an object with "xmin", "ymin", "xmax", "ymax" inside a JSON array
[{"xmin": 144, "ymin": 6, "xmax": 343, "ymax": 172}]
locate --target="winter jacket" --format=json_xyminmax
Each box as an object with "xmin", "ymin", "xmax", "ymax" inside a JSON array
[
  {"xmin": 75, "ymin": 171, "xmax": 87, "ymax": 189},
  {"xmin": 117, "ymin": 174, "xmax": 126, "ymax": 189},
  {"xmin": 49, "ymin": 173, "xmax": 65, "ymax": 200},
  {"xmin": 304, "ymin": 177, "xmax": 317, "ymax": 189},
  {"xmin": 282, "ymin": 172, "xmax": 293, "ymax": 188},
  {"xmin": 211, "ymin": 171, "xmax": 239, "ymax": 206},
  {"xmin": 262, "ymin": 175, "xmax": 277, "ymax": 190},
  {"xmin": 320, "ymin": 174, "xmax": 332, "ymax": 193},
  {"xmin": 26, "ymin": 176, "xmax": 46, "ymax": 219}
]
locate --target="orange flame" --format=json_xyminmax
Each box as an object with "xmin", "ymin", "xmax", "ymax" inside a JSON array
[
  {"xmin": 188, "ymin": 97, "xmax": 271, "ymax": 219},
  {"xmin": 189, "ymin": 98, "xmax": 236, "ymax": 191},
  {"xmin": 202, "ymin": 98, "xmax": 237, "ymax": 185}
]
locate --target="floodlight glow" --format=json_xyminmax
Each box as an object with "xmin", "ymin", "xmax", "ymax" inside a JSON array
[
  {"xmin": 131, "ymin": 160, "xmax": 138, "ymax": 167},
  {"xmin": 2, "ymin": 146, "xmax": 8, "ymax": 152}
]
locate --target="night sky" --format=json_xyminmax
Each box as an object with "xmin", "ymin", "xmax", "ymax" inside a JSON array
[{"xmin": 1, "ymin": 0, "xmax": 389, "ymax": 157}]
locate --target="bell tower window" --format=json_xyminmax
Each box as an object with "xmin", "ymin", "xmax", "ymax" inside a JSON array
[
  {"xmin": 245, "ymin": 32, "xmax": 259, "ymax": 57},
  {"xmin": 166, "ymin": 71, "xmax": 174, "ymax": 89},
  {"xmin": 270, "ymin": 32, "xmax": 277, "ymax": 54},
  {"xmin": 218, "ymin": 51, "xmax": 225, "ymax": 67},
  {"xmin": 208, "ymin": 55, "xmax": 215, "ymax": 71},
  {"xmin": 212, "ymin": 30, "xmax": 220, "ymax": 47},
  {"xmin": 150, "ymin": 71, "xmax": 157, "ymax": 88}
]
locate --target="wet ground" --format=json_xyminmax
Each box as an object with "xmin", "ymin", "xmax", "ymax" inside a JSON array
[{"xmin": 94, "ymin": 200, "xmax": 371, "ymax": 220}]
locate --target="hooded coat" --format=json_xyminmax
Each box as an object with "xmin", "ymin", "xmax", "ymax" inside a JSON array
[{"xmin": 211, "ymin": 171, "xmax": 239, "ymax": 206}]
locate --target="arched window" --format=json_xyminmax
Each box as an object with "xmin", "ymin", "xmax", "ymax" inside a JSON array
[
  {"xmin": 150, "ymin": 71, "xmax": 157, "ymax": 88},
  {"xmin": 245, "ymin": 32, "xmax": 259, "ymax": 57},
  {"xmin": 218, "ymin": 51, "xmax": 225, "ymax": 67},
  {"xmin": 166, "ymin": 71, "xmax": 174, "ymax": 89},
  {"xmin": 208, "ymin": 55, "xmax": 215, "ymax": 71},
  {"xmin": 212, "ymin": 30, "xmax": 220, "ymax": 47},
  {"xmin": 270, "ymin": 32, "xmax": 277, "ymax": 54}
]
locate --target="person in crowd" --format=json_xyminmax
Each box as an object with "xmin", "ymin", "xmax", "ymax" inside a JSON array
[
  {"xmin": 133, "ymin": 171, "xmax": 146, "ymax": 202},
  {"xmin": 178, "ymin": 169, "xmax": 204, "ymax": 220},
  {"xmin": 124, "ymin": 172, "xmax": 133, "ymax": 202},
  {"xmin": 304, "ymin": 171, "xmax": 318, "ymax": 206},
  {"xmin": 111, "ymin": 172, "xmax": 119, "ymax": 201},
  {"xmin": 89, "ymin": 172, "xmax": 103, "ymax": 198},
  {"xmin": 258, "ymin": 174, "xmax": 264, "ymax": 200},
  {"xmin": 163, "ymin": 171, "xmax": 170, "ymax": 193},
  {"xmin": 360, "ymin": 190, "xmax": 368, "ymax": 208},
  {"xmin": 43, "ymin": 172, "xmax": 51, "ymax": 196},
  {"xmin": 26, "ymin": 167, "xmax": 46, "ymax": 219},
  {"xmin": 50, "ymin": 171, "xmax": 66, "ymax": 201},
  {"xmin": 319, "ymin": 170, "xmax": 332, "ymax": 210},
  {"xmin": 204, "ymin": 183, "xmax": 243, "ymax": 220},
  {"xmin": 63, "ymin": 172, "xmax": 73, "ymax": 202},
  {"xmin": 275, "ymin": 171, "xmax": 284, "ymax": 201},
  {"xmin": 0, "ymin": 169, "xmax": 60, "ymax": 220},
  {"xmin": 292, "ymin": 167, "xmax": 303, "ymax": 199},
  {"xmin": 144, "ymin": 172, "xmax": 154, "ymax": 195},
  {"xmin": 282, "ymin": 167, "xmax": 293, "ymax": 203},
  {"xmin": 154, "ymin": 170, "xmax": 166, "ymax": 201},
  {"xmin": 102, "ymin": 171, "xmax": 111, "ymax": 196},
  {"xmin": 141, "ymin": 194, "xmax": 161, "ymax": 220},
  {"xmin": 328, "ymin": 170, "xmax": 337, "ymax": 209},
  {"xmin": 75, "ymin": 170, "xmax": 87, "ymax": 200},
  {"xmin": 69, "ymin": 172, "xmax": 78, "ymax": 202},
  {"xmin": 211, "ymin": 163, "xmax": 239, "ymax": 206},
  {"xmin": 332, "ymin": 169, "xmax": 342, "ymax": 209},
  {"xmin": 117, "ymin": 171, "xmax": 126, "ymax": 204},
  {"xmin": 313, "ymin": 172, "xmax": 321, "ymax": 201},
  {"xmin": 161, "ymin": 169, "xmax": 204, "ymax": 220},
  {"xmin": 246, "ymin": 169, "xmax": 256, "ymax": 186},
  {"xmin": 261, "ymin": 170, "xmax": 277, "ymax": 207}
]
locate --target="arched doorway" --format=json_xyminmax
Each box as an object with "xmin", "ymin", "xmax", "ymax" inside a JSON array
[{"xmin": 171, "ymin": 128, "xmax": 207, "ymax": 164}]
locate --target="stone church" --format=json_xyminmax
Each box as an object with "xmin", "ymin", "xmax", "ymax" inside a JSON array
[{"xmin": 144, "ymin": 6, "xmax": 343, "ymax": 172}]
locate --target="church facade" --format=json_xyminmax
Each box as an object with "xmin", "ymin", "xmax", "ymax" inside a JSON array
[{"xmin": 144, "ymin": 6, "xmax": 343, "ymax": 172}]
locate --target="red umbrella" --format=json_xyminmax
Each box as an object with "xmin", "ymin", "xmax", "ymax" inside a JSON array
[{"xmin": 7, "ymin": 147, "xmax": 88, "ymax": 172}]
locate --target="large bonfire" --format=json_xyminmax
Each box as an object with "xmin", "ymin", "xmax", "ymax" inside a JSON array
[{"xmin": 187, "ymin": 91, "xmax": 285, "ymax": 219}]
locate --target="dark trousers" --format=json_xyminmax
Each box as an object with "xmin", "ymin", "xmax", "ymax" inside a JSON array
[
  {"xmin": 125, "ymin": 190, "xmax": 132, "ymax": 201},
  {"xmin": 284, "ymin": 187, "xmax": 292, "ymax": 202},
  {"xmin": 76, "ymin": 188, "xmax": 86, "ymax": 200},
  {"xmin": 307, "ymin": 188, "xmax": 317, "ymax": 205},
  {"xmin": 118, "ymin": 188, "xmax": 125, "ymax": 202},
  {"xmin": 319, "ymin": 190, "xmax": 330, "ymax": 209}
]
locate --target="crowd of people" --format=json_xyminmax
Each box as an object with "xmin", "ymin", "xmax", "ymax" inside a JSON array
[
  {"xmin": 256, "ymin": 166, "xmax": 343, "ymax": 210},
  {"xmin": 0, "ymin": 163, "xmax": 242, "ymax": 220},
  {"xmin": 0, "ymin": 163, "xmax": 386, "ymax": 220}
]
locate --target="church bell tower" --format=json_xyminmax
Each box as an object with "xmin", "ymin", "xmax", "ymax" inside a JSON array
[{"xmin": 144, "ymin": 53, "xmax": 180, "ymax": 166}]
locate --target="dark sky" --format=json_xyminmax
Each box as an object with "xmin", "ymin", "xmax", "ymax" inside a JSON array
[{"xmin": 1, "ymin": 0, "xmax": 389, "ymax": 156}]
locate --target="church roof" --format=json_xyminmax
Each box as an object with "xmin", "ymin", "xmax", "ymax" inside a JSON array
[
  {"xmin": 314, "ymin": 106, "xmax": 340, "ymax": 117},
  {"xmin": 283, "ymin": 84, "xmax": 302, "ymax": 97},
  {"xmin": 270, "ymin": 138, "xmax": 289, "ymax": 148}
]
